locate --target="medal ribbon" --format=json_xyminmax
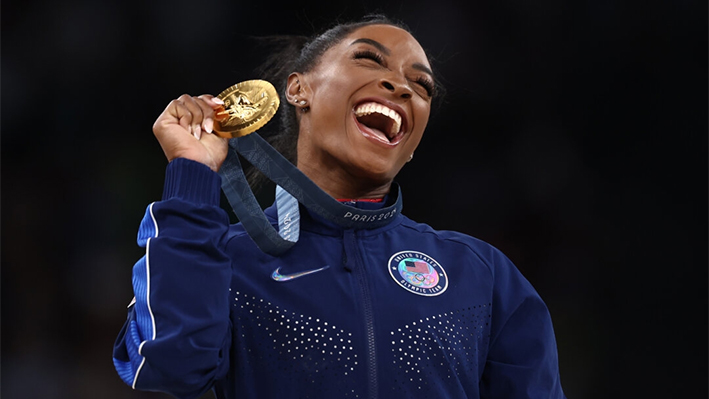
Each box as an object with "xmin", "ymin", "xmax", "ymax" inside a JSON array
[{"xmin": 218, "ymin": 133, "xmax": 403, "ymax": 256}]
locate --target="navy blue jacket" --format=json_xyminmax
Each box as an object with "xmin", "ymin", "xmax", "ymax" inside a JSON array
[{"xmin": 113, "ymin": 158, "xmax": 565, "ymax": 399}]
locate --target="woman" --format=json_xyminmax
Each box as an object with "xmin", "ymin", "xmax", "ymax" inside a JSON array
[{"xmin": 113, "ymin": 15, "xmax": 566, "ymax": 399}]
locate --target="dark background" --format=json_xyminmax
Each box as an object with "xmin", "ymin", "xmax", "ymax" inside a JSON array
[{"xmin": 2, "ymin": 0, "xmax": 706, "ymax": 398}]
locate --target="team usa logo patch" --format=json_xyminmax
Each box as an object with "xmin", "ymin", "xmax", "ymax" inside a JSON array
[{"xmin": 388, "ymin": 251, "xmax": 448, "ymax": 296}]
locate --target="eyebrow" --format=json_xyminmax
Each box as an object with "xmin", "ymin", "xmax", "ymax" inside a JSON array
[
  {"xmin": 412, "ymin": 63, "xmax": 434, "ymax": 78},
  {"xmin": 350, "ymin": 38, "xmax": 391, "ymax": 55},
  {"xmin": 350, "ymin": 38, "xmax": 434, "ymax": 79}
]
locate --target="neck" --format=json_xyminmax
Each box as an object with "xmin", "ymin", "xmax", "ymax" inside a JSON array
[{"xmin": 297, "ymin": 160, "xmax": 392, "ymax": 200}]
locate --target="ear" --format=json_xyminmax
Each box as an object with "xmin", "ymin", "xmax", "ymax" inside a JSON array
[{"xmin": 285, "ymin": 72, "xmax": 309, "ymax": 106}]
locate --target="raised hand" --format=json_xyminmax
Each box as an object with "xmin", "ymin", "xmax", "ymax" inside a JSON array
[{"xmin": 153, "ymin": 94, "xmax": 229, "ymax": 172}]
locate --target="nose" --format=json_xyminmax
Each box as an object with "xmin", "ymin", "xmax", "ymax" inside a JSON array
[{"xmin": 378, "ymin": 75, "xmax": 413, "ymax": 100}]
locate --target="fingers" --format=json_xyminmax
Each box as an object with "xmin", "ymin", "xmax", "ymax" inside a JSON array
[
  {"xmin": 197, "ymin": 94, "xmax": 224, "ymax": 108},
  {"xmin": 175, "ymin": 94, "xmax": 204, "ymax": 139},
  {"xmin": 196, "ymin": 95, "xmax": 225, "ymax": 136},
  {"xmin": 168, "ymin": 94, "xmax": 224, "ymax": 140},
  {"xmin": 169, "ymin": 99, "xmax": 194, "ymax": 135},
  {"xmin": 150, "ymin": 93, "xmax": 230, "ymax": 170}
]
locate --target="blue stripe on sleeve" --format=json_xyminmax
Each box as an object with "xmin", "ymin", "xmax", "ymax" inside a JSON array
[
  {"xmin": 122, "ymin": 203, "xmax": 159, "ymax": 387},
  {"xmin": 137, "ymin": 203, "xmax": 159, "ymax": 247},
  {"xmin": 132, "ymin": 255, "xmax": 154, "ymax": 341},
  {"xmin": 113, "ymin": 318, "xmax": 147, "ymax": 386}
]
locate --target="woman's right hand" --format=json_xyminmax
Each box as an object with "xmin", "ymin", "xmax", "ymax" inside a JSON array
[{"xmin": 153, "ymin": 94, "xmax": 229, "ymax": 172}]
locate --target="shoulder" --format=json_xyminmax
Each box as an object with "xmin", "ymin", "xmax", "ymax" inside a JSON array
[
  {"xmin": 397, "ymin": 217, "xmax": 544, "ymax": 308},
  {"xmin": 397, "ymin": 215, "xmax": 509, "ymax": 274}
]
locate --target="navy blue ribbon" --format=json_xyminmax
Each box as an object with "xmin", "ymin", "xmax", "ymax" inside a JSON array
[{"xmin": 218, "ymin": 133, "xmax": 403, "ymax": 256}]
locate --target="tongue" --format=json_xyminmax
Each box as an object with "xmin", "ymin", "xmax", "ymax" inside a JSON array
[
  {"xmin": 366, "ymin": 126, "xmax": 390, "ymax": 142},
  {"xmin": 358, "ymin": 113, "xmax": 393, "ymax": 141}
]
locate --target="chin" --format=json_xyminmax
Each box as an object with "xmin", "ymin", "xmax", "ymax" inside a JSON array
[{"xmin": 348, "ymin": 157, "xmax": 401, "ymax": 186}]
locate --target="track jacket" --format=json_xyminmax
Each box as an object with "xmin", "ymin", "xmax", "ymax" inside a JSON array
[{"xmin": 113, "ymin": 158, "xmax": 566, "ymax": 399}]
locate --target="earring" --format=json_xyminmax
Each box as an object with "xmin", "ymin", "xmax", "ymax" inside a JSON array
[
  {"xmin": 408, "ymin": 153, "xmax": 414, "ymax": 162},
  {"xmin": 297, "ymin": 99, "xmax": 309, "ymax": 113}
]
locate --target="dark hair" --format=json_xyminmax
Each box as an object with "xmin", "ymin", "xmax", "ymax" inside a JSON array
[{"xmin": 242, "ymin": 14, "xmax": 444, "ymax": 192}]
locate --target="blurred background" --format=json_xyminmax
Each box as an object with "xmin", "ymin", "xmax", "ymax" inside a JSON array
[{"xmin": 2, "ymin": 0, "xmax": 706, "ymax": 398}]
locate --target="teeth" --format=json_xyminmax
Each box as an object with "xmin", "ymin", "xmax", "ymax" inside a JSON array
[{"xmin": 354, "ymin": 102, "xmax": 402, "ymax": 136}]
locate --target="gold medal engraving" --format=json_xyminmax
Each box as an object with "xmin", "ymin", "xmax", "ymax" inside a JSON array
[{"xmin": 214, "ymin": 80, "xmax": 280, "ymax": 138}]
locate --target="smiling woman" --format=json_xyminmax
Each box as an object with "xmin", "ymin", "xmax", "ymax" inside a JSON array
[
  {"xmin": 290, "ymin": 23, "xmax": 434, "ymax": 198},
  {"xmin": 112, "ymin": 14, "xmax": 567, "ymax": 399}
]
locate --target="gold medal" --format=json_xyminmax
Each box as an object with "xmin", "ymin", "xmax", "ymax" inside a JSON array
[{"xmin": 213, "ymin": 80, "xmax": 280, "ymax": 138}]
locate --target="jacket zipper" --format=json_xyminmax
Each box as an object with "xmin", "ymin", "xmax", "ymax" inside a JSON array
[{"xmin": 344, "ymin": 229, "xmax": 378, "ymax": 399}]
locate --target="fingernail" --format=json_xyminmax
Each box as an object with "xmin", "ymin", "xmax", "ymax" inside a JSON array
[
  {"xmin": 212, "ymin": 97, "xmax": 224, "ymax": 105},
  {"xmin": 194, "ymin": 125, "xmax": 201, "ymax": 140},
  {"xmin": 204, "ymin": 119, "xmax": 213, "ymax": 134}
]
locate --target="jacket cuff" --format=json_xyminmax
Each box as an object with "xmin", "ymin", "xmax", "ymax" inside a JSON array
[{"xmin": 162, "ymin": 158, "xmax": 222, "ymax": 205}]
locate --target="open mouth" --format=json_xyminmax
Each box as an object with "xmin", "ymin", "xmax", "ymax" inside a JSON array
[{"xmin": 354, "ymin": 101, "xmax": 405, "ymax": 145}]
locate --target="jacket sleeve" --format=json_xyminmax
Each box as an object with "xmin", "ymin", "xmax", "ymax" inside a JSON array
[
  {"xmin": 480, "ymin": 248, "xmax": 566, "ymax": 399},
  {"xmin": 113, "ymin": 158, "xmax": 233, "ymax": 399}
]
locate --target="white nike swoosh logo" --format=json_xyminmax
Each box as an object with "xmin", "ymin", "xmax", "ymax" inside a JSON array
[{"xmin": 271, "ymin": 265, "xmax": 330, "ymax": 282}]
